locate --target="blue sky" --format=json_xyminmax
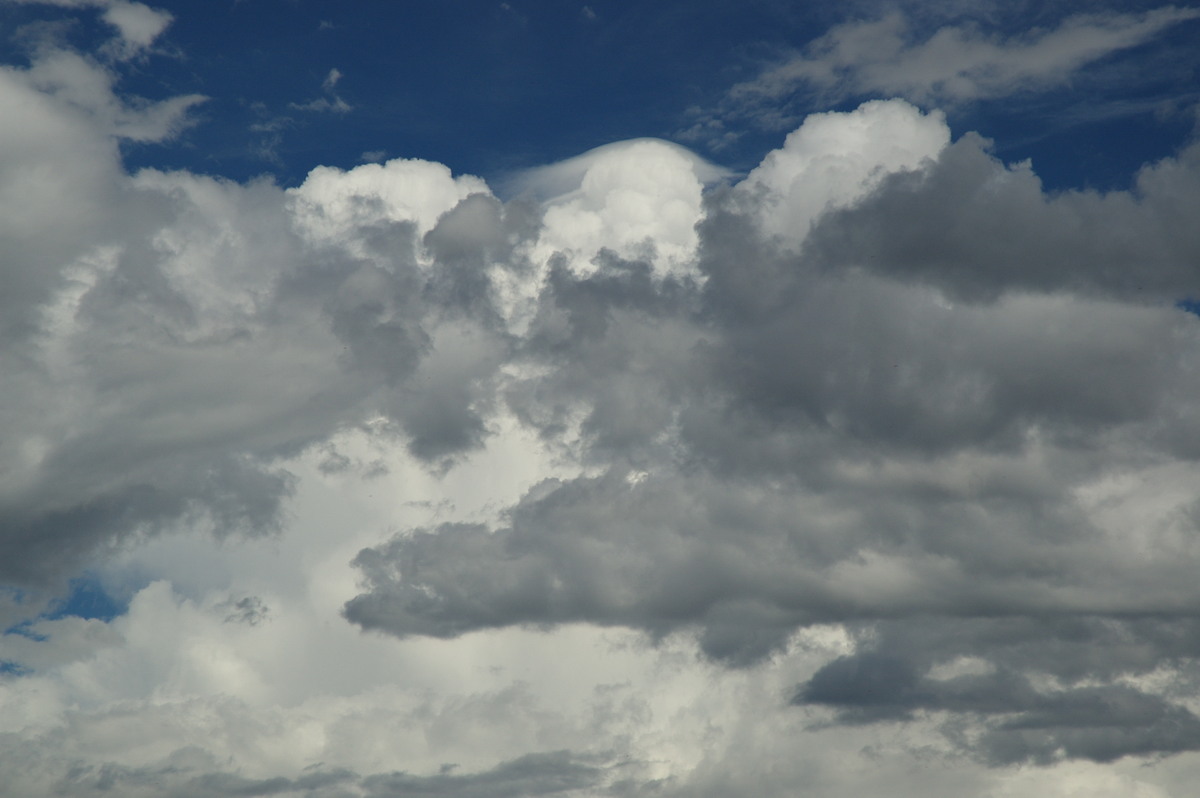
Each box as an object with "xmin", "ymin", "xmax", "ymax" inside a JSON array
[
  {"xmin": 4, "ymin": 2, "xmax": 1200, "ymax": 797},
  {"xmin": 4, "ymin": 0, "xmax": 1197, "ymax": 189}
]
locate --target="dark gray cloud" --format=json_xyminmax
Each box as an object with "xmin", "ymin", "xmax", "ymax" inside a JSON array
[
  {"xmin": 796, "ymin": 612, "xmax": 1200, "ymax": 763},
  {"xmin": 508, "ymin": 250, "xmax": 704, "ymax": 463},
  {"xmin": 804, "ymin": 135, "xmax": 1200, "ymax": 303},
  {"xmin": 345, "ymin": 471, "xmax": 833, "ymax": 665},
  {"xmin": 348, "ymin": 161, "xmax": 1200, "ymax": 655},
  {"xmin": 795, "ymin": 631, "xmax": 1200, "ymax": 765},
  {"xmin": 344, "ymin": 105, "xmax": 1200, "ymax": 765},
  {"xmin": 360, "ymin": 751, "xmax": 604, "ymax": 798},
  {"xmin": 221, "ymin": 595, "xmax": 269, "ymax": 626},
  {"xmin": 0, "ymin": 458, "xmax": 294, "ymax": 585},
  {"xmin": 26, "ymin": 747, "xmax": 605, "ymax": 798}
]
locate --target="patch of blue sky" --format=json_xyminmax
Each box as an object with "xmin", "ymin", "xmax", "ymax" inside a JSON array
[
  {"xmin": 109, "ymin": 0, "xmax": 830, "ymax": 185},
  {"xmin": 8, "ymin": 0, "xmax": 1194, "ymax": 194},
  {"xmin": 0, "ymin": 660, "xmax": 31, "ymax": 677},
  {"xmin": 1, "ymin": 578, "xmax": 127, "ymax": 677},
  {"xmin": 0, "ymin": 585, "xmax": 38, "ymax": 640},
  {"xmin": 2, "ymin": 574, "xmax": 126, "ymax": 640},
  {"xmin": 1177, "ymin": 298, "xmax": 1200, "ymax": 317},
  {"xmin": 2, "ymin": 0, "xmax": 1200, "ymax": 196},
  {"xmin": 45, "ymin": 574, "xmax": 126, "ymax": 622}
]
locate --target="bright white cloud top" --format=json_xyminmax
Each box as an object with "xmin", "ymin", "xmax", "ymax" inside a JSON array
[{"xmin": 3, "ymin": 2, "xmax": 1200, "ymax": 797}]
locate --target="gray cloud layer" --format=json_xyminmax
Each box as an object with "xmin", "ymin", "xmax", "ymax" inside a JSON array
[
  {"xmin": 342, "ymin": 102, "xmax": 1200, "ymax": 764},
  {"xmin": 806, "ymin": 134, "xmax": 1200, "ymax": 303},
  {"xmin": 796, "ymin": 617, "xmax": 1200, "ymax": 765},
  {"xmin": 2, "ymin": 745, "xmax": 606, "ymax": 798}
]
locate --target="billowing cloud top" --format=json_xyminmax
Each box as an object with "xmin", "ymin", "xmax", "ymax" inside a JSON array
[{"xmin": 4, "ymin": 3, "xmax": 1200, "ymax": 797}]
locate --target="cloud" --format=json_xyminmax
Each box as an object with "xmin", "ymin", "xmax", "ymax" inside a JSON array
[
  {"xmin": 16, "ymin": 48, "xmax": 203, "ymax": 141},
  {"xmin": 803, "ymin": 132, "xmax": 1200, "ymax": 302},
  {"xmin": 359, "ymin": 751, "xmax": 604, "ymax": 798},
  {"xmin": 685, "ymin": 6, "xmax": 1200, "ymax": 143},
  {"xmin": 289, "ymin": 95, "xmax": 352, "ymax": 114},
  {"xmin": 290, "ymin": 67, "xmax": 352, "ymax": 114},
  {"xmin": 0, "ymin": 549, "xmax": 710, "ymax": 796},
  {"xmin": 0, "ymin": 42, "xmax": 518, "ymax": 590},
  {"xmin": 0, "ymin": 740, "xmax": 605, "ymax": 798},
  {"xmin": 100, "ymin": 0, "xmax": 173, "ymax": 59},
  {"xmin": 746, "ymin": 7, "xmax": 1200, "ymax": 104},
  {"xmin": 509, "ymin": 138, "xmax": 733, "ymax": 279},
  {"xmin": 734, "ymin": 99, "xmax": 949, "ymax": 243},
  {"xmin": 5, "ymin": 2, "xmax": 1200, "ymax": 789},
  {"xmin": 339, "ymin": 99, "xmax": 1200, "ymax": 765},
  {"xmin": 794, "ymin": 617, "xmax": 1200, "ymax": 764},
  {"xmin": 8, "ymin": 0, "xmax": 175, "ymax": 60}
]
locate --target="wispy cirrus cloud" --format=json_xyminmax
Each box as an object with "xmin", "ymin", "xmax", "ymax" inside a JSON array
[
  {"xmin": 681, "ymin": 6, "xmax": 1200, "ymax": 148},
  {"xmin": 7, "ymin": 0, "xmax": 175, "ymax": 60},
  {"xmin": 739, "ymin": 7, "xmax": 1200, "ymax": 106},
  {"xmin": 290, "ymin": 67, "xmax": 353, "ymax": 114}
]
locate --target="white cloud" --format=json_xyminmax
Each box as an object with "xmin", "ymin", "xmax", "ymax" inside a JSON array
[
  {"xmin": 514, "ymin": 138, "xmax": 733, "ymax": 287},
  {"xmin": 100, "ymin": 1, "xmax": 173, "ymax": 59},
  {"xmin": 735, "ymin": 99, "xmax": 949, "ymax": 244},
  {"xmin": 8, "ymin": 0, "xmax": 175, "ymax": 59},
  {"xmin": 718, "ymin": 6, "xmax": 1200, "ymax": 127},
  {"xmin": 20, "ymin": 47, "xmax": 203, "ymax": 141},
  {"xmin": 289, "ymin": 157, "xmax": 489, "ymax": 246}
]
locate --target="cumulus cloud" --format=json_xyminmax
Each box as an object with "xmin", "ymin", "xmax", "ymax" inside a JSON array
[
  {"xmin": 804, "ymin": 132, "xmax": 1200, "ymax": 302},
  {"xmin": 5, "ymin": 3, "xmax": 1200, "ymax": 793},
  {"xmin": 510, "ymin": 138, "xmax": 733, "ymax": 281},
  {"xmin": 0, "ymin": 540, "xmax": 715, "ymax": 796},
  {"xmin": 0, "ymin": 50, "xmax": 516, "ymax": 591},
  {"xmin": 734, "ymin": 99, "xmax": 949, "ymax": 243},
  {"xmin": 341, "ymin": 98, "xmax": 1200, "ymax": 767}
]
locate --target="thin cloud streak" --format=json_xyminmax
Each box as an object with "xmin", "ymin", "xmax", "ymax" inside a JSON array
[
  {"xmin": 735, "ymin": 7, "xmax": 1200, "ymax": 105},
  {"xmin": 680, "ymin": 6, "xmax": 1200, "ymax": 149}
]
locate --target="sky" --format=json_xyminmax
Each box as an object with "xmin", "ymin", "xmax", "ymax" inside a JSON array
[{"xmin": 2, "ymin": 0, "xmax": 1200, "ymax": 796}]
